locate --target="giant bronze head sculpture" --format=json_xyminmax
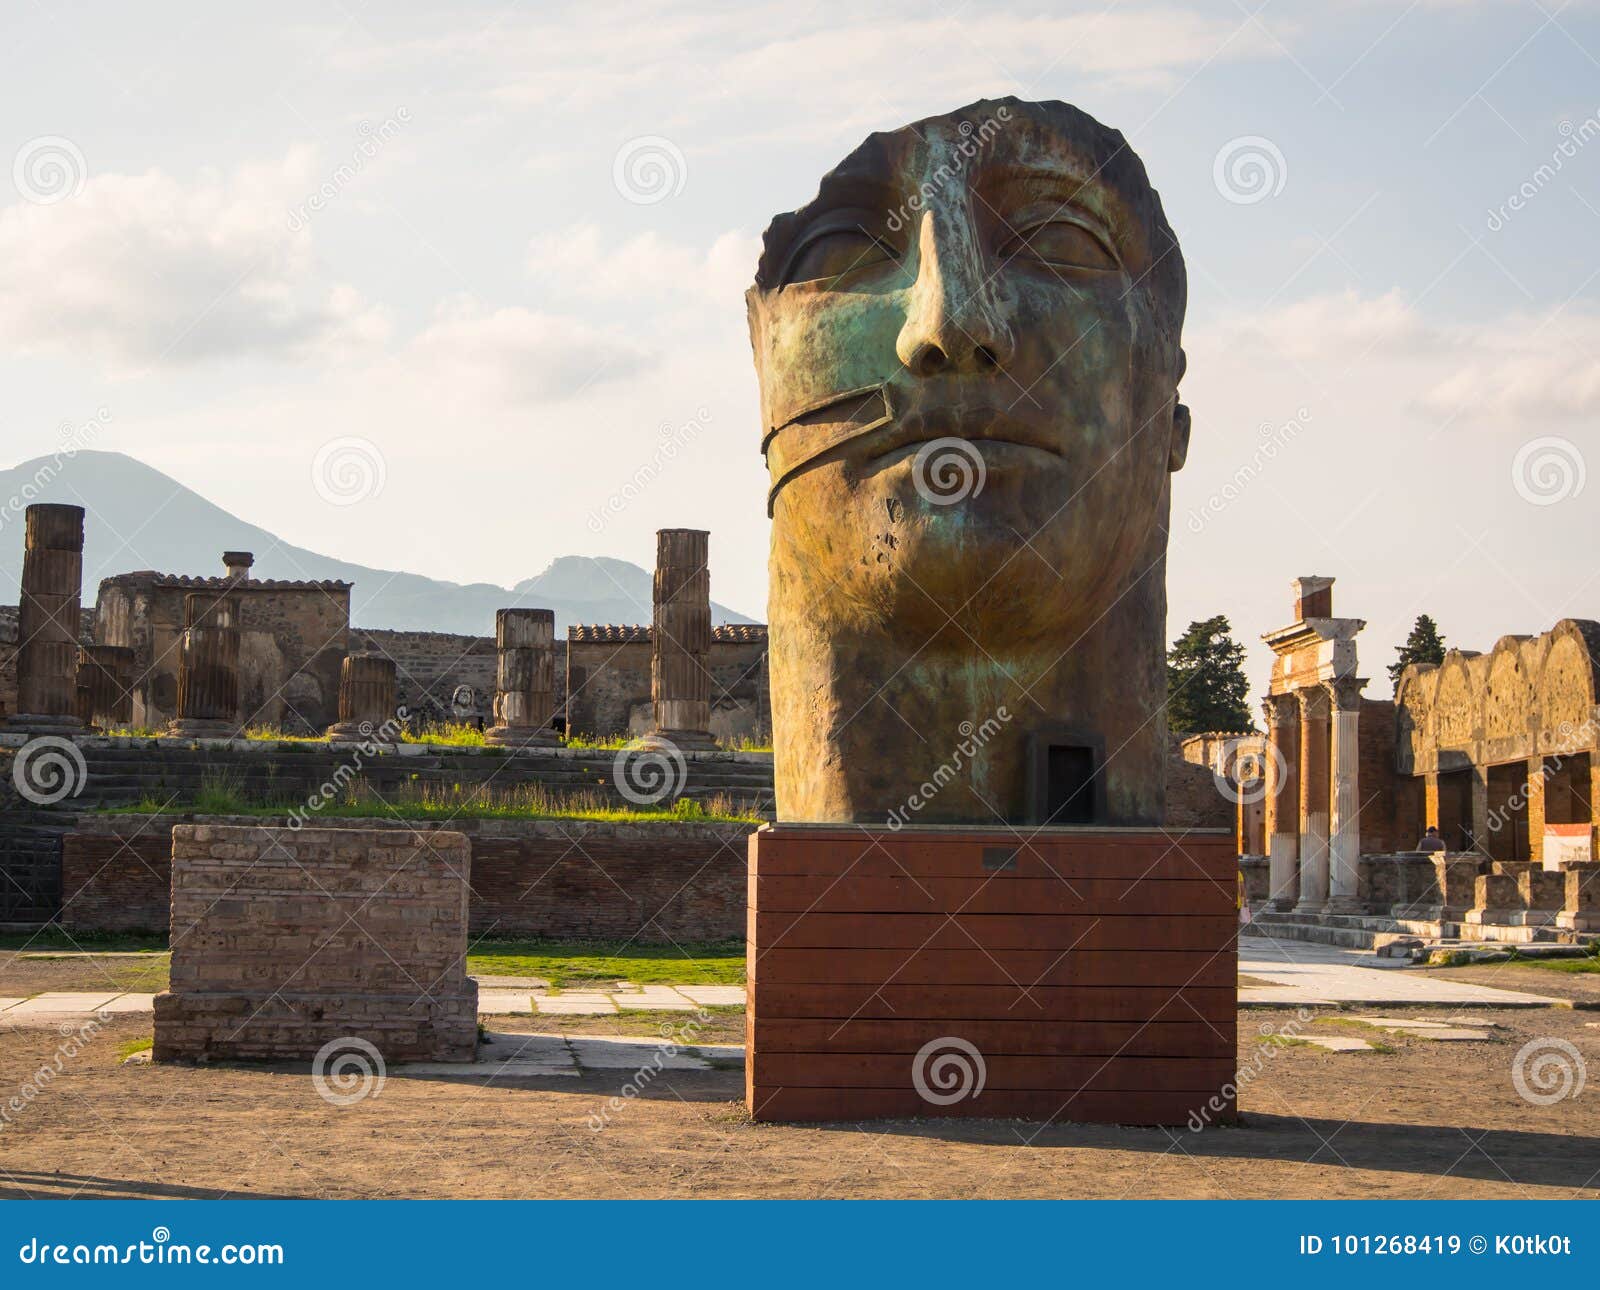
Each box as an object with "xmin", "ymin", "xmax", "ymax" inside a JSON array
[{"xmin": 748, "ymin": 99, "xmax": 1189, "ymax": 826}]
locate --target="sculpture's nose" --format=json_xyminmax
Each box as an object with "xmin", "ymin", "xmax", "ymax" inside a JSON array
[{"xmin": 896, "ymin": 211, "xmax": 1015, "ymax": 378}]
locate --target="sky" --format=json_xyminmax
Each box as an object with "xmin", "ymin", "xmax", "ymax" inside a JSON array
[{"xmin": 2, "ymin": 0, "xmax": 1597, "ymax": 702}]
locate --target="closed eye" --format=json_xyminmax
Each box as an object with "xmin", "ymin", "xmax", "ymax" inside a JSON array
[
  {"xmin": 998, "ymin": 219, "xmax": 1119, "ymax": 272},
  {"xmin": 783, "ymin": 227, "xmax": 900, "ymax": 287}
]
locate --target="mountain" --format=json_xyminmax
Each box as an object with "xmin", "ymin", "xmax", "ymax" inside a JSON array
[{"xmin": 0, "ymin": 451, "xmax": 754, "ymax": 634}]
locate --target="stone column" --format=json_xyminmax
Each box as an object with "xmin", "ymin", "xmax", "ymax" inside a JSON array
[
  {"xmin": 169, "ymin": 594, "xmax": 241, "ymax": 738},
  {"xmin": 1525, "ymin": 755, "xmax": 1547, "ymax": 866},
  {"xmin": 485, "ymin": 609, "xmax": 559, "ymax": 747},
  {"xmin": 651, "ymin": 528, "xmax": 716, "ymax": 749},
  {"xmin": 1327, "ymin": 678, "xmax": 1365, "ymax": 913},
  {"xmin": 1294, "ymin": 686, "xmax": 1331, "ymax": 913},
  {"xmin": 1470, "ymin": 767, "xmax": 1491, "ymax": 856},
  {"xmin": 1262, "ymin": 694, "xmax": 1300, "ymax": 910},
  {"xmin": 76, "ymin": 644, "xmax": 134, "ymax": 730},
  {"xmin": 327, "ymin": 653, "xmax": 398, "ymax": 742},
  {"xmin": 13, "ymin": 503, "xmax": 85, "ymax": 731}
]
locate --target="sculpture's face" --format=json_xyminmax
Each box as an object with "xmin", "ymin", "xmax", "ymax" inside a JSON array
[{"xmin": 748, "ymin": 100, "xmax": 1188, "ymax": 644}]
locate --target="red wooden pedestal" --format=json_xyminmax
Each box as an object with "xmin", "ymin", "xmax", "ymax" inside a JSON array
[{"xmin": 747, "ymin": 825, "xmax": 1238, "ymax": 1124}]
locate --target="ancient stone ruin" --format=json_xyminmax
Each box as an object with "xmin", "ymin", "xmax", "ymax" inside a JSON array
[
  {"xmin": 154, "ymin": 824, "xmax": 477, "ymax": 1063},
  {"xmin": 12, "ymin": 503, "xmax": 85, "ymax": 732}
]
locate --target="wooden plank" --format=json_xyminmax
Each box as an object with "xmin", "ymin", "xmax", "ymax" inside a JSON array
[
  {"xmin": 752, "ymin": 911, "xmax": 1237, "ymax": 950},
  {"xmin": 747, "ymin": 1086, "xmax": 1235, "ymax": 1125},
  {"xmin": 750, "ymin": 875, "xmax": 1229, "ymax": 914},
  {"xmin": 751, "ymin": 1053, "xmax": 1236, "ymax": 1091},
  {"xmin": 748, "ymin": 983, "xmax": 1237, "ymax": 1022},
  {"xmin": 749, "ymin": 947, "xmax": 1234, "ymax": 988},
  {"xmin": 751, "ymin": 1018, "xmax": 1235, "ymax": 1057},
  {"xmin": 752, "ymin": 836, "xmax": 1236, "ymax": 881}
]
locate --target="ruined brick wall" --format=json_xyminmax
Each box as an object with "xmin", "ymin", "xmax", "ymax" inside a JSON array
[
  {"xmin": 565, "ymin": 629, "xmax": 650, "ymax": 736},
  {"xmin": 1165, "ymin": 747, "xmax": 1235, "ymax": 833},
  {"xmin": 565, "ymin": 625, "xmax": 769, "ymax": 741},
  {"xmin": 93, "ymin": 575, "xmax": 349, "ymax": 732},
  {"xmin": 66, "ymin": 815, "xmax": 755, "ymax": 941},
  {"xmin": 0, "ymin": 605, "xmax": 94, "ymax": 718},
  {"xmin": 1358, "ymin": 698, "xmax": 1410, "ymax": 854},
  {"xmin": 153, "ymin": 824, "xmax": 476, "ymax": 1063},
  {"xmin": 351, "ymin": 627, "xmax": 503, "ymax": 728}
]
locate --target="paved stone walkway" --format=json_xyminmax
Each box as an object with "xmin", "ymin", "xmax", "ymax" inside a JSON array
[
  {"xmin": 398, "ymin": 1031, "xmax": 743, "ymax": 1078},
  {"xmin": 475, "ymin": 981, "xmax": 745, "ymax": 1015},
  {"xmin": 1239, "ymin": 936, "xmax": 1560, "ymax": 1007},
  {"xmin": 0, "ymin": 940, "xmax": 1564, "ymax": 1027}
]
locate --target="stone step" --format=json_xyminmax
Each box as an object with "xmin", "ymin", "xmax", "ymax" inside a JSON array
[{"xmin": 1243, "ymin": 920, "xmax": 1387, "ymax": 950}]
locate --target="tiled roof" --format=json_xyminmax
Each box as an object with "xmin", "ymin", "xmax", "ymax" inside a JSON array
[{"xmin": 568, "ymin": 623, "xmax": 769, "ymax": 643}]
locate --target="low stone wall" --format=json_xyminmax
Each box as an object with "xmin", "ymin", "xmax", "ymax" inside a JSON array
[
  {"xmin": 154, "ymin": 824, "xmax": 477, "ymax": 1063},
  {"xmin": 63, "ymin": 814, "xmax": 755, "ymax": 941}
]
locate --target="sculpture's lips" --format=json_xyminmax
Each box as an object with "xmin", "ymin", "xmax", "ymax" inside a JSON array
[{"xmin": 862, "ymin": 408, "xmax": 1063, "ymax": 463}]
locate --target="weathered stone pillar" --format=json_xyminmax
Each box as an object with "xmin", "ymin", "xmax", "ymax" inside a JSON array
[
  {"xmin": 651, "ymin": 528, "xmax": 716, "ymax": 749},
  {"xmin": 1525, "ymin": 755, "xmax": 1548, "ymax": 866},
  {"xmin": 1470, "ymin": 766, "xmax": 1491, "ymax": 855},
  {"xmin": 327, "ymin": 653, "xmax": 398, "ymax": 742},
  {"xmin": 1262, "ymin": 694, "xmax": 1300, "ymax": 910},
  {"xmin": 1327, "ymin": 678, "xmax": 1365, "ymax": 913},
  {"xmin": 1423, "ymin": 771, "xmax": 1440, "ymax": 834},
  {"xmin": 485, "ymin": 608, "xmax": 559, "ymax": 747},
  {"xmin": 168, "ymin": 594, "xmax": 240, "ymax": 738},
  {"xmin": 13, "ymin": 503, "xmax": 85, "ymax": 731},
  {"xmin": 75, "ymin": 644, "xmax": 134, "ymax": 730},
  {"xmin": 1294, "ymin": 686, "xmax": 1331, "ymax": 913}
]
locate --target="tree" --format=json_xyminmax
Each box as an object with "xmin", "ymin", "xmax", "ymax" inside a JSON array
[
  {"xmin": 1389, "ymin": 614, "xmax": 1447, "ymax": 685},
  {"xmin": 1166, "ymin": 615, "xmax": 1253, "ymax": 733}
]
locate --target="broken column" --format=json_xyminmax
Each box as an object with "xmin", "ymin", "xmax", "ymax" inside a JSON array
[
  {"xmin": 485, "ymin": 608, "xmax": 559, "ymax": 747},
  {"xmin": 650, "ymin": 528, "xmax": 715, "ymax": 749},
  {"xmin": 327, "ymin": 653, "xmax": 398, "ymax": 742},
  {"xmin": 168, "ymin": 593, "xmax": 240, "ymax": 738},
  {"xmin": 12, "ymin": 503, "xmax": 85, "ymax": 731},
  {"xmin": 75, "ymin": 644, "xmax": 135, "ymax": 730}
]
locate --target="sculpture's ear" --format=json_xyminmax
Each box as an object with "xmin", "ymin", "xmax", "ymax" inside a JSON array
[{"xmin": 1168, "ymin": 347, "xmax": 1190, "ymax": 473}]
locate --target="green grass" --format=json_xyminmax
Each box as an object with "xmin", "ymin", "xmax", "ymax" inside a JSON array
[
  {"xmin": 468, "ymin": 938, "xmax": 745, "ymax": 987},
  {"xmin": 241, "ymin": 725, "xmax": 325, "ymax": 743},
  {"xmin": 1502, "ymin": 947, "xmax": 1600, "ymax": 973},
  {"xmin": 112, "ymin": 778, "xmax": 764, "ymax": 825},
  {"xmin": 565, "ymin": 731, "xmax": 773, "ymax": 753},
  {"xmin": 115, "ymin": 1036, "xmax": 153, "ymax": 1061},
  {"xmin": 399, "ymin": 722, "xmax": 493, "ymax": 748},
  {"xmin": 0, "ymin": 931, "xmax": 168, "ymax": 952},
  {"xmin": 101, "ymin": 726, "xmax": 164, "ymax": 739}
]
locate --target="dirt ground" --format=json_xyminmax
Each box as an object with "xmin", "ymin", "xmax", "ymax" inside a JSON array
[{"xmin": 1, "ymin": 995, "xmax": 1596, "ymax": 1199}]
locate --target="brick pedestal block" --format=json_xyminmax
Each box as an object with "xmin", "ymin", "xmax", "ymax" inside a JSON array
[
  {"xmin": 154, "ymin": 824, "xmax": 477, "ymax": 1064},
  {"xmin": 747, "ymin": 825, "xmax": 1237, "ymax": 1125}
]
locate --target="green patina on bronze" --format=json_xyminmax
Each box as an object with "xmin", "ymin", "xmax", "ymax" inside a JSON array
[{"xmin": 746, "ymin": 98, "xmax": 1191, "ymax": 826}]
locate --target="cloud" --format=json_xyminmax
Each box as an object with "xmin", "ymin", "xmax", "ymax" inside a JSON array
[
  {"xmin": 0, "ymin": 149, "xmax": 390, "ymax": 373},
  {"xmin": 1195, "ymin": 289, "xmax": 1600, "ymax": 423},
  {"xmin": 333, "ymin": 4, "xmax": 1282, "ymax": 140},
  {"xmin": 401, "ymin": 296, "xmax": 655, "ymax": 406},
  {"xmin": 526, "ymin": 226, "xmax": 760, "ymax": 304}
]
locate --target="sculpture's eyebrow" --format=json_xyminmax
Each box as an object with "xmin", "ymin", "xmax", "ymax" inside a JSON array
[
  {"xmin": 755, "ymin": 170, "xmax": 904, "ymax": 288},
  {"xmin": 977, "ymin": 161, "xmax": 1142, "ymax": 260}
]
